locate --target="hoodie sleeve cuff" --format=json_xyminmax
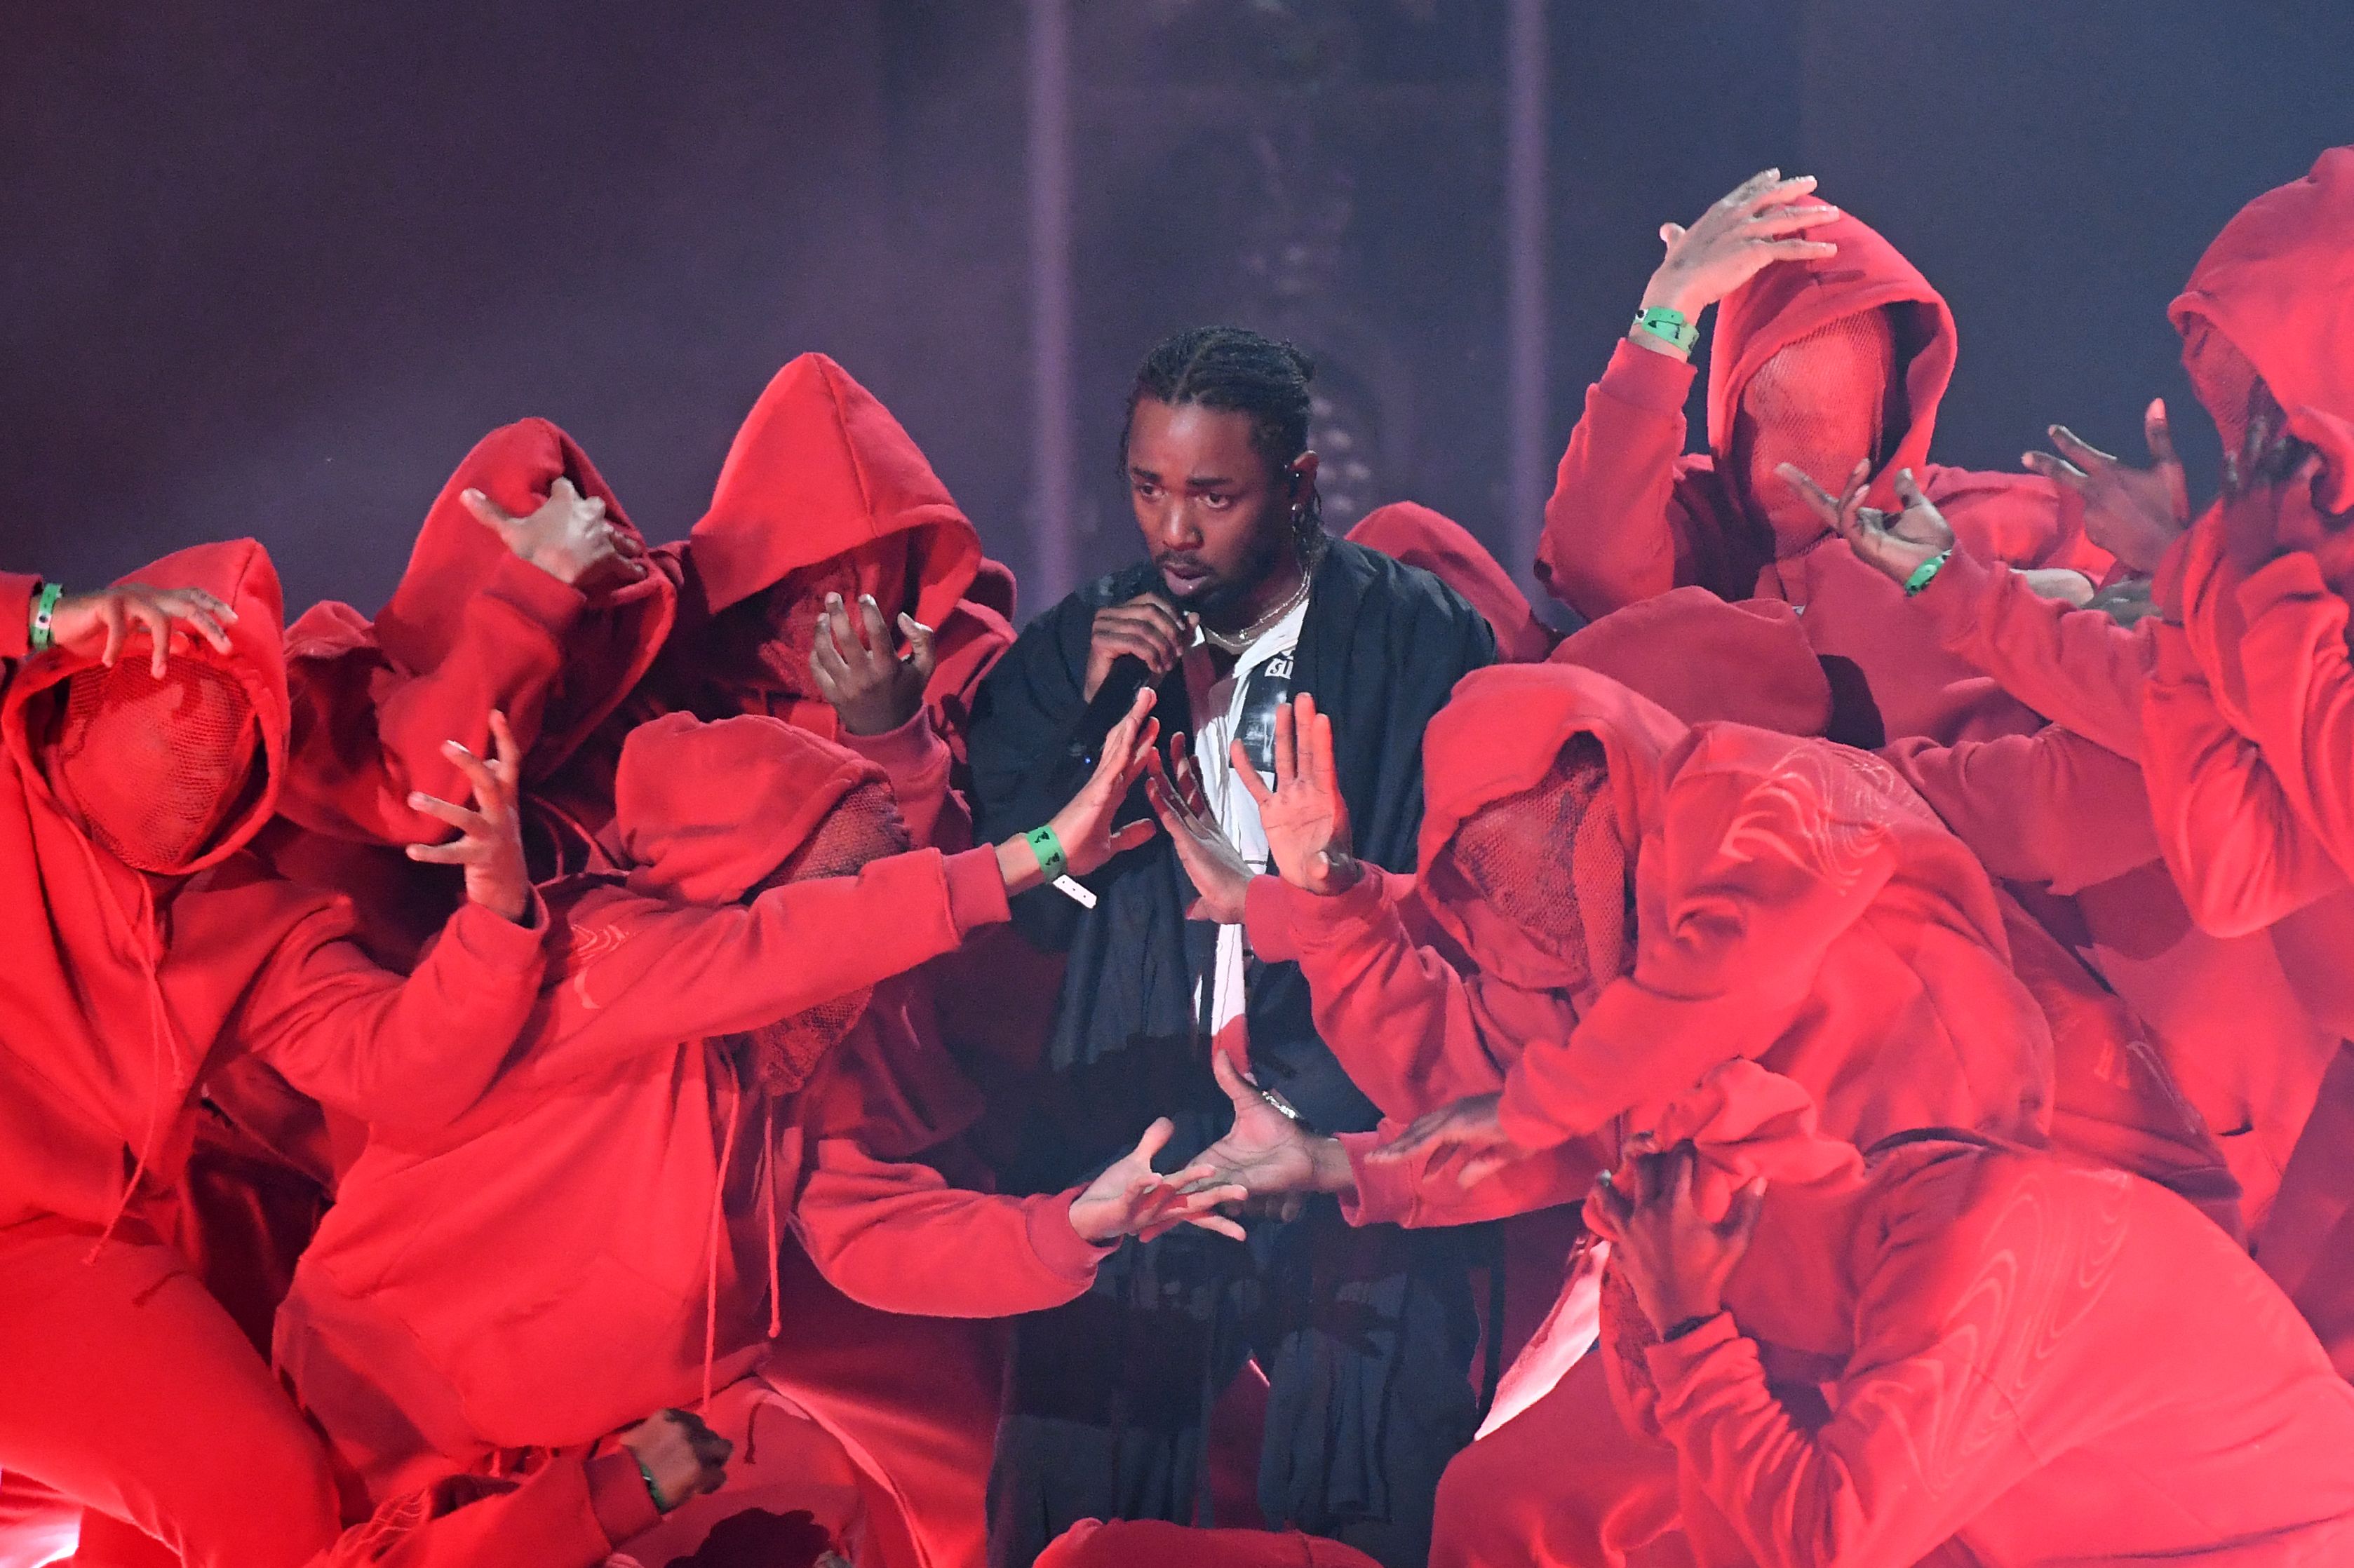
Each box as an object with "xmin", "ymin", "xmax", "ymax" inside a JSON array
[
  {"xmin": 841, "ymin": 706, "xmax": 947, "ymax": 776},
  {"xmin": 1599, "ymin": 336, "xmax": 1700, "ymax": 415},
  {"xmin": 1028, "ymin": 1189, "xmax": 1119, "ymax": 1282},
  {"xmin": 1908, "ymin": 540, "xmax": 2000, "ymax": 643},
  {"xmin": 483, "ymin": 550, "xmax": 591, "ymax": 637},
  {"xmin": 1642, "ymin": 1309, "xmax": 1747, "ymax": 1407},
  {"xmin": 1333, "ymin": 1130, "xmax": 1415, "ymax": 1228},
  {"xmin": 443, "ymin": 885, "xmax": 553, "ymax": 957},
  {"xmin": 2236, "ymin": 549, "xmax": 2334, "ymax": 620},
  {"xmin": 1278, "ymin": 866, "xmax": 1394, "ymax": 954},
  {"xmin": 586, "ymin": 1449, "xmax": 663, "ymax": 1548},
  {"xmin": 0, "ymin": 573, "xmax": 39, "ymax": 661},
  {"xmin": 943, "ymin": 846, "xmax": 1014, "ymax": 936},
  {"xmin": 1243, "ymin": 874, "xmax": 1313, "ymax": 961}
]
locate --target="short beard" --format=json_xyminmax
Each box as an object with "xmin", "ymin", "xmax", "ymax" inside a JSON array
[{"xmin": 1186, "ymin": 523, "xmax": 1298, "ymax": 629}]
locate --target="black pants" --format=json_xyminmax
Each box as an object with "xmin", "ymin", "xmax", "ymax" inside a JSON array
[{"xmin": 987, "ymin": 1198, "xmax": 1485, "ymax": 1568}]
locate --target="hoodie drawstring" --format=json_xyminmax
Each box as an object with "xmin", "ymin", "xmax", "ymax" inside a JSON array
[
  {"xmin": 762, "ymin": 1098, "xmax": 783, "ymax": 1339},
  {"xmin": 701, "ymin": 1056, "xmax": 747, "ymax": 1414},
  {"xmin": 73, "ymin": 835, "xmax": 182, "ymax": 1264}
]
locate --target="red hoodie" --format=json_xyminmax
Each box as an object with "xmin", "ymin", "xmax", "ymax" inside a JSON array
[
  {"xmin": 1591, "ymin": 1064, "xmax": 2354, "ymax": 1568},
  {"xmin": 1538, "ymin": 211, "xmax": 2109, "ymax": 746},
  {"xmin": 278, "ymin": 419, "xmax": 675, "ymax": 851},
  {"xmin": 277, "ymin": 712, "xmax": 1103, "ymax": 1503},
  {"xmin": 0, "ymin": 543, "xmax": 546, "ymax": 1243},
  {"xmin": 1544, "ymin": 586, "xmax": 2294, "ymax": 1231},
  {"xmin": 1247, "ymin": 662, "xmax": 2054, "ymax": 1231},
  {"xmin": 2146, "ymin": 147, "xmax": 2354, "ymax": 926},
  {"xmin": 1347, "ymin": 503, "xmax": 1559, "ymax": 662},
  {"xmin": 537, "ymin": 353, "xmax": 1018, "ymax": 856}
]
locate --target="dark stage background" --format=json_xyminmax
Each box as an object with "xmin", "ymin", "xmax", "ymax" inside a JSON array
[{"xmin": 5, "ymin": 1, "xmax": 2350, "ymax": 621}]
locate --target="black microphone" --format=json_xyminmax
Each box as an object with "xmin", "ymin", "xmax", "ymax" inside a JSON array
[{"xmin": 1068, "ymin": 654, "xmax": 1153, "ymax": 762}]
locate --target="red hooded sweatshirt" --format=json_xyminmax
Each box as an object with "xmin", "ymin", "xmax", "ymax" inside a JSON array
[
  {"xmin": 0, "ymin": 543, "xmax": 547, "ymax": 1243},
  {"xmin": 1538, "ymin": 210, "xmax": 2110, "ymax": 747},
  {"xmin": 277, "ymin": 712, "xmax": 1104, "ymax": 1503},
  {"xmin": 2144, "ymin": 147, "xmax": 2354, "ymax": 926},
  {"xmin": 1246, "ymin": 661, "xmax": 2054, "ymax": 1231},
  {"xmin": 1347, "ymin": 503, "xmax": 1559, "ymax": 662},
  {"xmin": 278, "ymin": 418, "xmax": 675, "ymax": 853},
  {"xmin": 540, "ymin": 353, "xmax": 1018, "ymax": 856},
  {"xmin": 1539, "ymin": 586, "xmax": 2285, "ymax": 1231},
  {"xmin": 1598, "ymin": 1063, "xmax": 2354, "ymax": 1568}
]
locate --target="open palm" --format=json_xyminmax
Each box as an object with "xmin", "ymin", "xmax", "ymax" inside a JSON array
[{"xmin": 1237, "ymin": 694, "xmax": 1359, "ymax": 895}]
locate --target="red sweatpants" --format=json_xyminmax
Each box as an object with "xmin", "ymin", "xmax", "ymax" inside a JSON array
[{"xmin": 0, "ymin": 1222, "xmax": 339, "ymax": 1568}]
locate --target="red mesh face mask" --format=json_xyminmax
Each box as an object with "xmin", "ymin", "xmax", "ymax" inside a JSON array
[
  {"xmin": 724, "ymin": 780, "xmax": 913, "ymax": 1095},
  {"xmin": 703, "ymin": 539, "xmax": 919, "ymax": 703},
  {"xmin": 2182, "ymin": 322, "xmax": 2263, "ymax": 459},
  {"xmin": 46, "ymin": 657, "xmax": 262, "ymax": 873},
  {"xmin": 1442, "ymin": 734, "xmax": 1625, "ymax": 991},
  {"xmin": 1733, "ymin": 310, "xmax": 1898, "ymax": 539}
]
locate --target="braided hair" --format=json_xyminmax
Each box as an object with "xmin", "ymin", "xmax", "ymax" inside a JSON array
[{"xmin": 1120, "ymin": 325, "xmax": 1323, "ymax": 536}]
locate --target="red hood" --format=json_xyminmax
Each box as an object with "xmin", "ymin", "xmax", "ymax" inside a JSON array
[
  {"xmin": 614, "ymin": 710, "xmax": 885, "ymax": 906},
  {"xmin": 0, "ymin": 539, "xmax": 316, "ymax": 1229},
  {"xmin": 1547, "ymin": 587, "xmax": 1831, "ymax": 737},
  {"xmin": 367, "ymin": 418, "xmax": 673, "ymax": 778},
  {"xmin": 2170, "ymin": 146, "xmax": 2354, "ymax": 515},
  {"xmin": 1707, "ymin": 210, "xmax": 1957, "ymax": 542},
  {"xmin": 690, "ymin": 353, "xmax": 983, "ymax": 626},
  {"xmin": 1347, "ymin": 503, "xmax": 1557, "ymax": 661},
  {"xmin": 1414, "ymin": 664, "xmax": 1679, "ymax": 991},
  {"xmin": 6, "ymin": 539, "xmax": 290, "ymax": 874}
]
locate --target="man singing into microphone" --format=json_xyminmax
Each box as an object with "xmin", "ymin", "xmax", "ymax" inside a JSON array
[{"xmin": 966, "ymin": 325, "xmax": 1496, "ymax": 1567}]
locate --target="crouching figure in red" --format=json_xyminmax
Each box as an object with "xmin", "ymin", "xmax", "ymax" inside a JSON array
[
  {"xmin": 275, "ymin": 688, "xmax": 1243, "ymax": 1557},
  {"xmin": 0, "ymin": 544, "xmax": 548, "ymax": 1568},
  {"xmin": 1578, "ymin": 1060, "xmax": 2354, "ymax": 1568}
]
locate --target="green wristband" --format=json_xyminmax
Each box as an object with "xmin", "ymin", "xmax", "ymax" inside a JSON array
[
  {"xmin": 1025, "ymin": 825, "xmax": 1069, "ymax": 881},
  {"xmin": 1902, "ymin": 548, "xmax": 1953, "ymax": 598},
  {"xmin": 1632, "ymin": 305, "xmax": 1697, "ymax": 353},
  {"xmin": 29, "ymin": 582, "xmax": 62, "ymax": 654},
  {"xmin": 633, "ymin": 1449, "xmax": 674, "ymax": 1514}
]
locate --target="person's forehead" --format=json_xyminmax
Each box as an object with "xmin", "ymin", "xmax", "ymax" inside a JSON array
[{"xmin": 1129, "ymin": 399, "xmax": 1260, "ymax": 475}]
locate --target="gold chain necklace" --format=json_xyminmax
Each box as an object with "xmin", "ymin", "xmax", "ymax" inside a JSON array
[{"xmin": 1200, "ymin": 539, "xmax": 1321, "ymax": 655}]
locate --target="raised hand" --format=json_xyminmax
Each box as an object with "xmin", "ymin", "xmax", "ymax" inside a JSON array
[
  {"xmin": 999, "ymin": 687, "xmax": 1161, "ymax": 895},
  {"xmin": 1069, "ymin": 1116, "xmax": 1249, "ymax": 1244},
  {"xmin": 1235, "ymin": 694, "xmax": 1359, "ymax": 896},
  {"xmin": 1189, "ymin": 1050, "xmax": 1354, "ymax": 1217},
  {"xmin": 1366, "ymin": 1091, "xmax": 1531, "ymax": 1189},
  {"xmin": 2217, "ymin": 400, "xmax": 2322, "ymax": 575},
  {"xmin": 404, "ymin": 710, "xmax": 533, "ymax": 924},
  {"xmin": 1582, "ymin": 1144, "xmax": 1765, "ymax": 1338},
  {"xmin": 45, "ymin": 583, "xmax": 237, "ymax": 676},
  {"xmin": 2021, "ymin": 399, "xmax": 2190, "ymax": 575},
  {"xmin": 1084, "ymin": 592, "xmax": 1197, "ymax": 701},
  {"xmin": 618, "ymin": 1407, "xmax": 733, "ymax": 1513},
  {"xmin": 462, "ymin": 477, "xmax": 647, "ymax": 594},
  {"xmin": 810, "ymin": 590, "xmax": 936, "ymax": 736},
  {"xmin": 1638, "ymin": 170, "xmax": 1841, "ymax": 334},
  {"xmin": 1782, "ymin": 461, "xmax": 1956, "ymax": 586},
  {"xmin": 1145, "ymin": 734, "xmax": 1254, "ymax": 923}
]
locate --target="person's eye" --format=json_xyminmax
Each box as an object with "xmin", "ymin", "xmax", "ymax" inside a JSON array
[
  {"xmin": 1133, "ymin": 481, "xmax": 1160, "ymax": 499},
  {"xmin": 1201, "ymin": 494, "xmax": 1234, "ymax": 511}
]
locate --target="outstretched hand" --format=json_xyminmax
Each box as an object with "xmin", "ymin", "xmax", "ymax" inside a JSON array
[
  {"xmin": 462, "ymin": 477, "xmax": 647, "ymax": 595},
  {"xmin": 2022, "ymin": 398, "xmax": 2189, "ymax": 575},
  {"xmin": 1188, "ymin": 1050, "xmax": 1354, "ymax": 1217},
  {"xmin": 1145, "ymin": 734, "xmax": 1254, "ymax": 923},
  {"xmin": 1070, "ymin": 1117, "xmax": 1249, "ymax": 1244},
  {"xmin": 811, "ymin": 591, "xmax": 936, "ymax": 736},
  {"xmin": 46, "ymin": 583, "xmax": 237, "ymax": 676},
  {"xmin": 1782, "ymin": 461, "xmax": 1956, "ymax": 586},
  {"xmin": 1366, "ymin": 1091, "xmax": 1536, "ymax": 1189},
  {"xmin": 1639, "ymin": 169, "xmax": 1841, "ymax": 332},
  {"xmin": 1000, "ymin": 688, "xmax": 1161, "ymax": 896},
  {"xmin": 405, "ymin": 710, "xmax": 533, "ymax": 924},
  {"xmin": 1236, "ymin": 694, "xmax": 1360, "ymax": 896},
  {"xmin": 1582, "ymin": 1142, "xmax": 1765, "ymax": 1338}
]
